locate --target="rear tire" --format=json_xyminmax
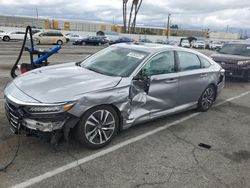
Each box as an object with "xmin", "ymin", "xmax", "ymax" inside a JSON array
[
  {"xmin": 76, "ymin": 105, "xmax": 119, "ymax": 149},
  {"xmin": 198, "ymin": 85, "xmax": 216, "ymax": 112},
  {"xmin": 3, "ymin": 36, "xmax": 10, "ymax": 42}
]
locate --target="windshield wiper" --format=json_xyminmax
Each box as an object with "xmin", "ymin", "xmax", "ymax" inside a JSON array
[{"xmin": 84, "ymin": 66, "xmax": 118, "ymax": 77}]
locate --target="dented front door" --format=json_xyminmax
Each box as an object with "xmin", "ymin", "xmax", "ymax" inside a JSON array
[{"xmin": 129, "ymin": 51, "xmax": 179, "ymax": 121}]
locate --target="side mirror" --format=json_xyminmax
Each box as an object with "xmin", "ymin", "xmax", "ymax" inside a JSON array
[{"xmin": 132, "ymin": 70, "xmax": 150, "ymax": 94}]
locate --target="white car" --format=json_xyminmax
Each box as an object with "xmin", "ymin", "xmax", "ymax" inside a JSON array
[
  {"xmin": 193, "ymin": 40, "xmax": 206, "ymax": 49},
  {"xmin": 209, "ymin": 41, "xmax": 223, "ymax": 50},
  {"xmin": 65, "ymin": 33, "xmax": 83, "ymax": 42},
  {"xmin": 180, "ymin": 40, "xmax": 190, "ymax": 48},
  {"xmin": 0, "ymin": 31, "xmax": 25, "ymax": 41}
]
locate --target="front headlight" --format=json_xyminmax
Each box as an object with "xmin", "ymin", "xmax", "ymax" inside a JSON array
[
  {"xmin": 27, "ymin": 102, "xmax": 76, "ymax": 113},
  {"xmin": 237, "ymin": 60, "xmax": 250, "ymax": 66}
]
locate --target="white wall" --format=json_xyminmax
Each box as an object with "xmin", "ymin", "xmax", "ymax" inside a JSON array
[{"xmin": 0, "ymin": 26, "xmax": 243, "ymax": 43}]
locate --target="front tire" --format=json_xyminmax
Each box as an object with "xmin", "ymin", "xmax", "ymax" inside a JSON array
[
  {"xmin": 57, "ymin": 40, "xmax": 63, "ymax": 45},
  {"xmin": 198, "ymin": 85, "xmax": 216, "ymax": 112},
  {"xmin": 76, "ymin": 105, "xmax": 119, "ymax": 149},
  {"xmin": 3, "ymin": 36, "xmax": 10, "ymax": 41}
]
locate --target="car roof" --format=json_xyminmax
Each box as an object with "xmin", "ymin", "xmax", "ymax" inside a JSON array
[{"xmin": 113, "ymin": 43, "xmax": 202, "ymax": 55}]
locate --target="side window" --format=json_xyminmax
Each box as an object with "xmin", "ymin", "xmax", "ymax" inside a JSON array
[
  {"xmin": 178, "ymin": 51, "xmax": 201, "ymax": 71},
  {"xmin": 199, "ymin": 56, "xmax": 211, "ymax": 68},
  {"xmin": 46, "ymin": 33, "xmax": 53, "ymax": 36},
  {"xmin": 143, "ymin": 51, "xmax": 175, "ymax": 76}
]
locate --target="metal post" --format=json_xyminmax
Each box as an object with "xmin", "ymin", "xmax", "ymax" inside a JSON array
[
  {"xmin": 167, "ymin": 13, "xmax": 171, "ymax": 40},
  {"xmin": 36, "ymin": 8, "xmax": 39, "ymax": 28}
]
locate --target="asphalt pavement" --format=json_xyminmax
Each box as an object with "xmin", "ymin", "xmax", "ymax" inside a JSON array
[{"xmin": 0, "ymin": 41, "xmax": 249, "ymax": 188}]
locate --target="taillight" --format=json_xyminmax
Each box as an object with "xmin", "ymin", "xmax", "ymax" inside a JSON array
[{"xmin": 220, "ymin": 69, "xmax": 225, "ymax": 76}]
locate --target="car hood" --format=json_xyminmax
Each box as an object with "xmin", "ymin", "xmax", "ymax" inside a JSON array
[
  {"xmin": 0, "ymin": 32, "xmax": 8, "ymax": 36},
  {"xmin": 13, "ymin": 63, "xmax": 122, "ymax": 103},
  {"xmin": 211, "ymin": 53, "xmax": 250, "ymax": 63}
]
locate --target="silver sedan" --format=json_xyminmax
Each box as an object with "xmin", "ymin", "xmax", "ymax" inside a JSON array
[{"xmin": 4, "ymin": 43, "xmax": 225, "ymax": 148}]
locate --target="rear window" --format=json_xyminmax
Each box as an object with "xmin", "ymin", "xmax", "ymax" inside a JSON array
[
  {"xmin": 178, "ymin": 51, "xmax": 201, "ymax": 71},
  {"xmin": 199, "ymin": 56, "xmax": 211, "ymax": 68},
  {"xmin": 219, "ymin": 44, "xmax": 250, "ymax": 57}
]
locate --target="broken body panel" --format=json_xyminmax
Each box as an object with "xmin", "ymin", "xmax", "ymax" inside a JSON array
[{"xmin": 4, "ymin": 44, "xmax": 225, "ymax": 143}]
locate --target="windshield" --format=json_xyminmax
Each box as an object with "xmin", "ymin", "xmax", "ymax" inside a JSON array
[
  {"xmin": 80, "ymin": 46, "xmax": 149, "ymax": 77},
  {"xmin": 219, "ymin": 44, "xmax": 250, "ymax": 56}
]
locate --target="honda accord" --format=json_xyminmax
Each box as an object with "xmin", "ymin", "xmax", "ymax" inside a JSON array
[{"xmin": 4, "ymin": 43, "xmax": 225, "ymax": 148}]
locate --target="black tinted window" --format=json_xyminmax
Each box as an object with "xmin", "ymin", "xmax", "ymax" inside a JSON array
[
  {"xmin": 40, "ymin": 33, "xmax": 48, "ymax": 36},
  {"xmin": 219, "ymin": 44, "xmax": 250, "ymax": 56},
  {"xmin": 178, "ymin": 51, "xmax": 201, "ymax": 71},
  {"xmin": 143, "ymin": 51, "xmax": 175, "ymax": 76},
  {"xmin": 200, "ymin": 56, "xmax": 211, "ymax": 68},
  {"xmin": 46, "ymin": 33, "xmax": 53, "ymax": 36},
  {"xmin": 47, "ymin": 32, "xmax": 63, "ymax": 36},
  {"xmin": 57, "ymin": 32, "xmax": 63, "ymax": 36}
]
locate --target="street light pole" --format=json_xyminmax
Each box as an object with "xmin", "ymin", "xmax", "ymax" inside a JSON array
[
  {"xmin": 36, "ymin": 8, "xmax": 39, "ymax": 28},
  {"xmin": 167, "ymin": 13, "xmax": 171, "ymax": 40}
]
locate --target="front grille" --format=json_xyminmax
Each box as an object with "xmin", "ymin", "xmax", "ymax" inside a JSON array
[{"xmin": 5, "ymin": 101, "xmax": 21, "ymax": 131}]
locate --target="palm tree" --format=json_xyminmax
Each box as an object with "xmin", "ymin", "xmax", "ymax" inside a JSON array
[
  {"xmin": 122, "ymin": 0, "xmax": 128, "ymax": 33},
  {"xmin": 122, "ymin": 0, "xmax": 143, "ymax": 33}
]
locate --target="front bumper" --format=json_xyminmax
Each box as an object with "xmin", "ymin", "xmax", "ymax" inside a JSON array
[
  {"xmin": 216, "ymin": 62, "xmax": 249, "ymax": 78},
  {"xmin": 195, "ymin": 45, "xmax": 205, "ymax": 48},
  {"xmin": 4, "ymin": 97, "xmax": 80, "ymax": 143},
  {"xmin": 224, "ymin": 69, "xmax": 248, "ymax": 78},
  {"xmin": 5, "ymin": 99, "xmax": 68, "ymax": 133}
]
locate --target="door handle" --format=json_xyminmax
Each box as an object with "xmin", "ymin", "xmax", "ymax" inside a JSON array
[
  {"xmin": 200, "ymin": 73, "xmax": 208, "ymax": 78},
  {"xmin": 164, "ymin": 78, "xmax": 178, "ymax": 83}
]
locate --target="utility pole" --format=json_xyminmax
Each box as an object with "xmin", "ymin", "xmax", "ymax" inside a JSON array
[
  {"xmin": 36, "ymin": 8, "xmax": 39, "ymax": 28},
  {"xmin": 166, "ymin": 13, "xmax": 171, "ymax": 40}
]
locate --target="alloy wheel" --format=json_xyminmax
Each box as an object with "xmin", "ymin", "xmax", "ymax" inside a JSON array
[
  {"xmin": 201, "ymin": 87, "xmax": 214, "ymax": 110},
  {"xmin": 84, "ymin": 110, "xmax": 116, "ymax": 145}
]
